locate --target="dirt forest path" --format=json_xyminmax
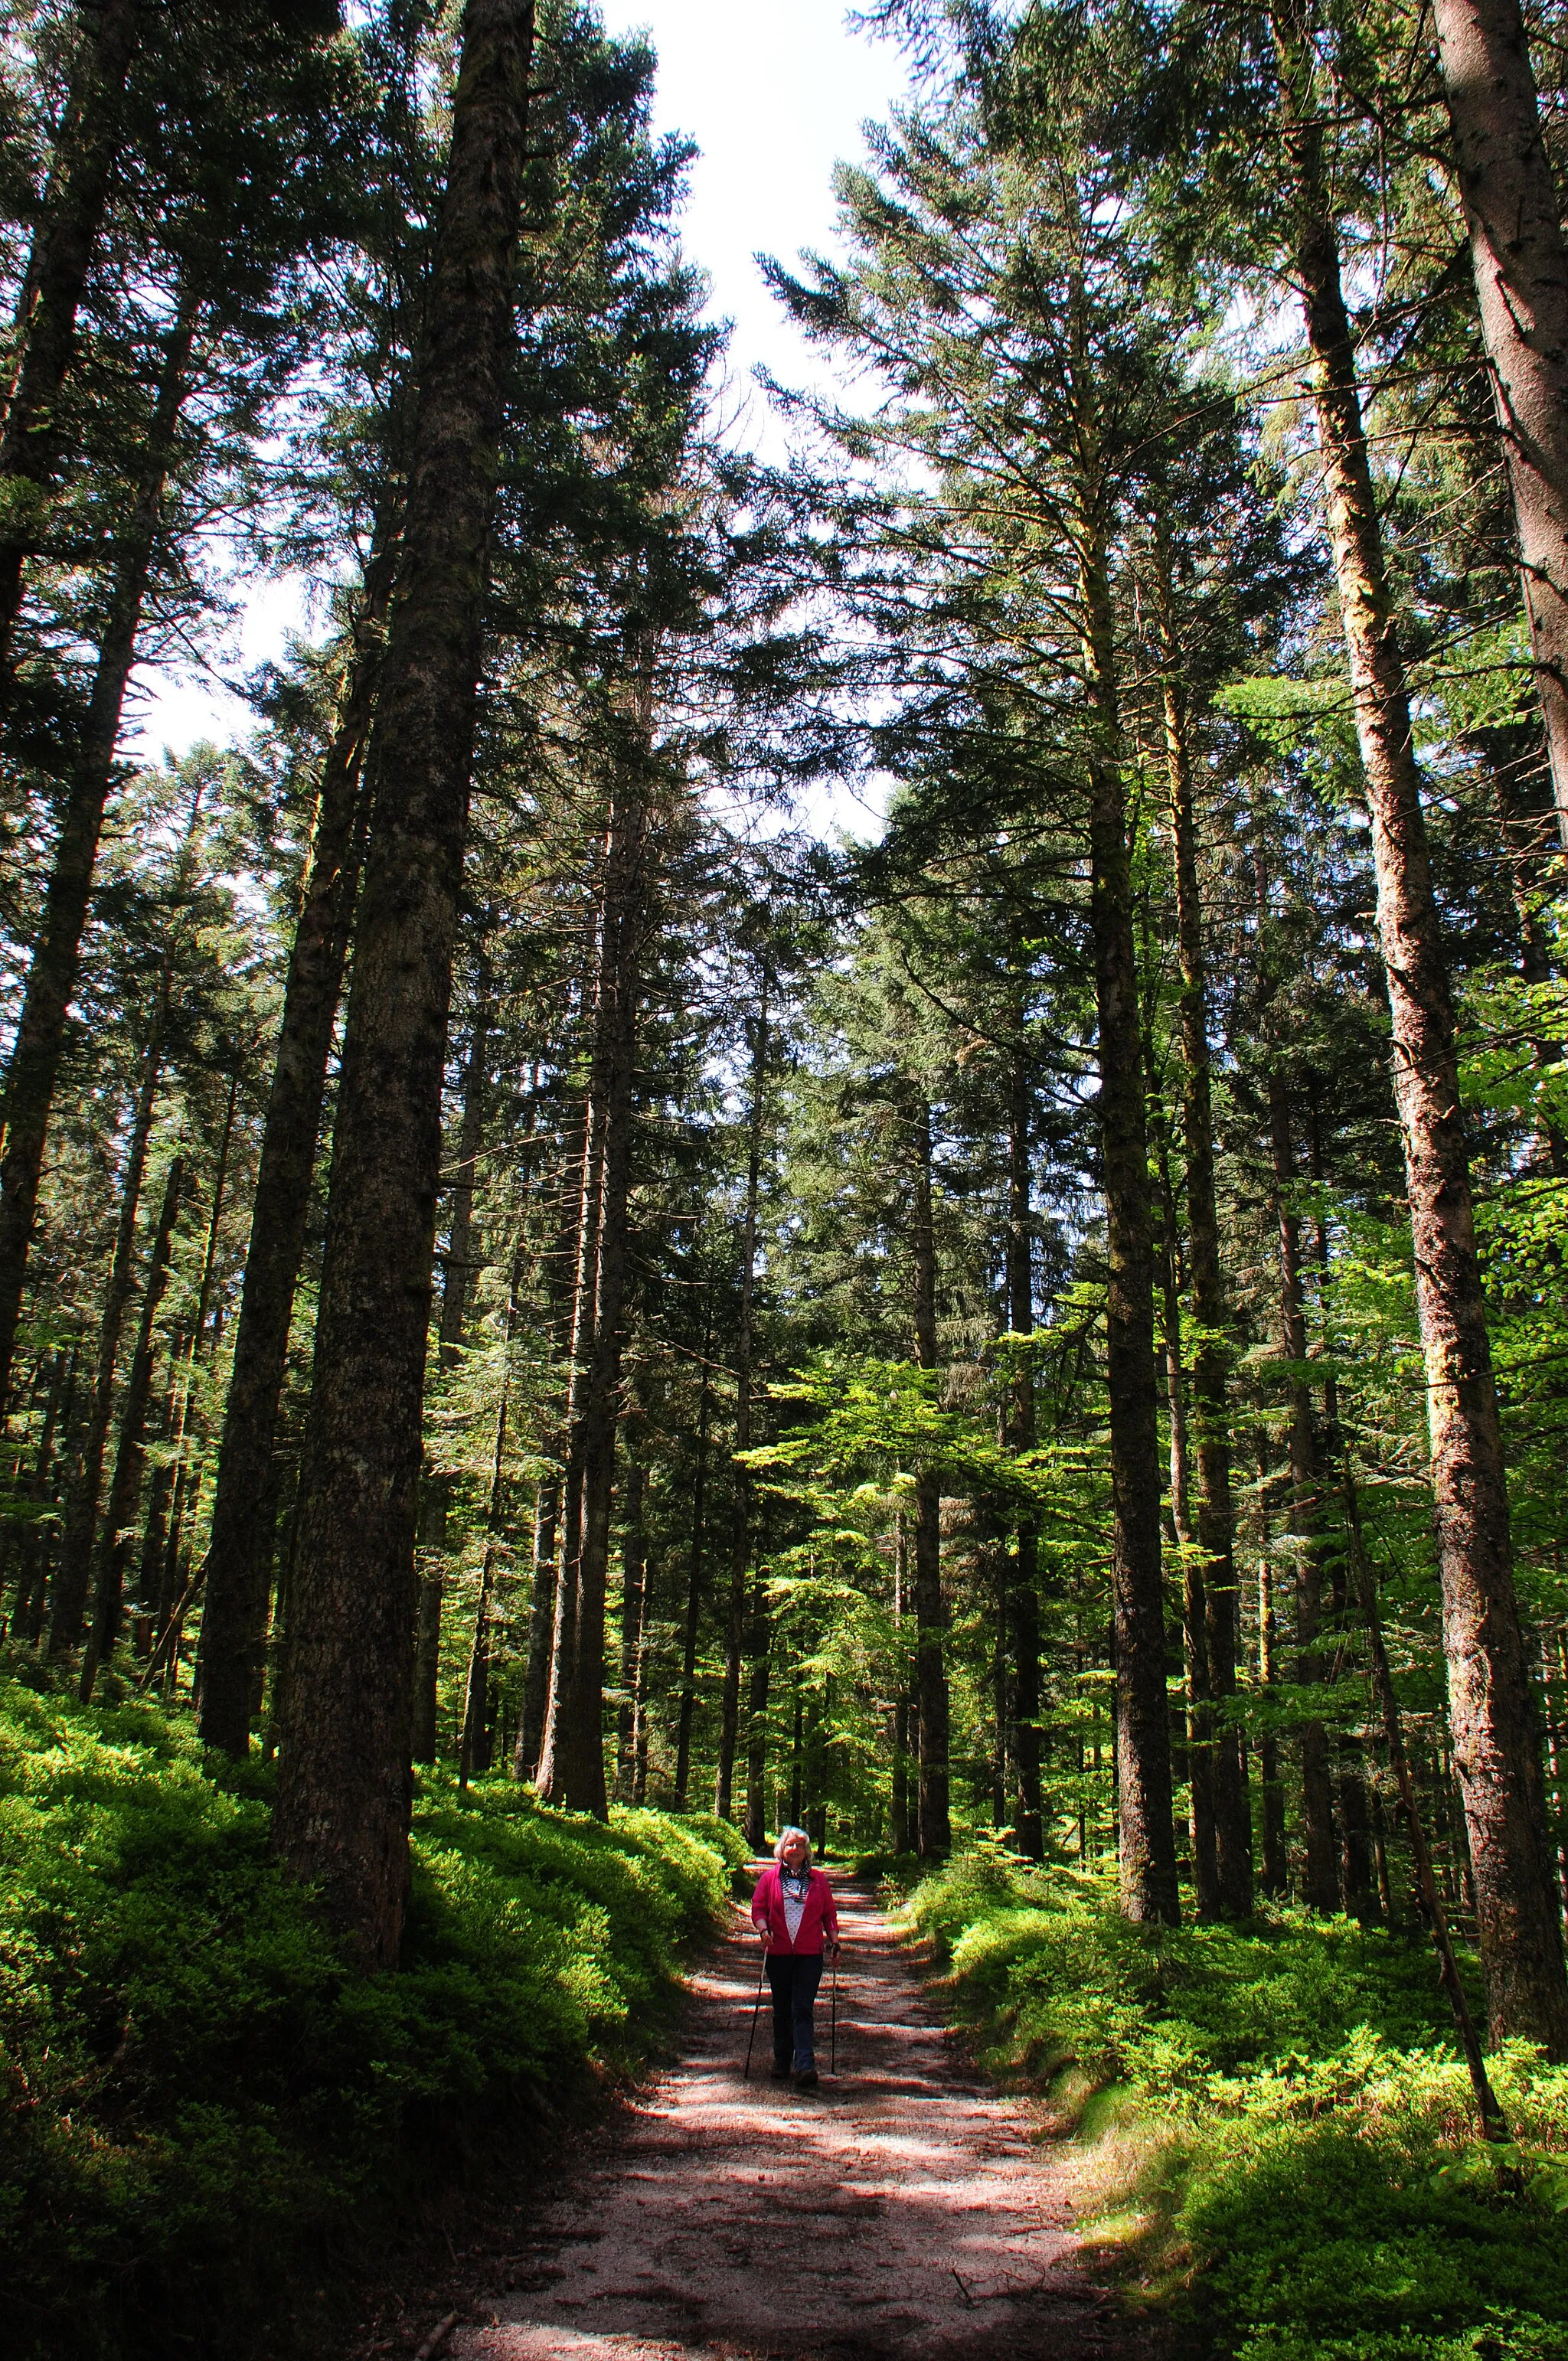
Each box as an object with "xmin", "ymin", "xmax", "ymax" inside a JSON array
[{"xmin": 452, "ymin": 1871, "xmax": 1157, "ymax": 2361}]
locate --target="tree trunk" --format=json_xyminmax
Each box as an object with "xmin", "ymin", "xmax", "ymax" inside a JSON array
[
  {"xmin": 673, "ymin": 1319, "xmax": 713, "ymax": 1812},
  {"xmin": 534, "ymin": 757, "xmax": 649, "ymax": 1816},
  {"xmin": 616, "ymin": 1450, "xmax": 645, "ymax": 1798},
  {"xmin": 1265, "ymin": 1053, "xmax": 1339, "ymax": 1909},
  {"xmin": 0, "ymin": 0, "xmax": 143, "ymax": 694},
  {"xmin": 744, "ymin": 1567, "xmax": 770, "ymax": 1851},
  {"xmin": 459, "ymin": 1241, "xmax": 520, "ymax": 1791},
  {"xmin": 890, "ymin": 1510, "xmax": 910, "ymax": 1856},
  {"xmin": 535, "ymin": 1092, "xmax": 607, "ymax": 1790},
  {"xmin": 48, "ymin": 973, "xmax": 168, "ymax": 1654},
  {"xmin": 1255, "ymin": 1443, "xmax": 1289, "ymax": 1898},
  {"xmin": 1155, "ymin": 524, "xmax": 1250, "ymax": 1914},
  {"xmin": 514, "ymin": 1475, "xmax": 559, "ymax": 1782},
  {"xmin": 1156, "ymin": 1110, "xmax": 1219, "ymax": 1911},
  {"xmin": 911, "ymin": 1096, "xmax": 951, "ymax": 1858},
  {"xmin": 1073, "ymin": 321, "xmax": 1178, "ymax": 1918},
  {"xmin": 198, "ymin": 529, "xmax": 400, "ymax": 1757},
  {"xmin": 271, "ymin": 0, "xmax": 535, "ymax": 1968},
  {"xmin": 1005, "ymin": 1050, "xmax": 1044, "ymax": 1860},
  {"xmin": 1276, "ymin": 2, "xmax": 1568, "ymax": 2052},
  {"xmin": 0, "ymin": 297, "xmax": 196, "ymax": 1427},
  {"xmin": 1429, "ymin": 0, "xmax": 1568, "ymax": 847},
  {"xmin": 716, "ymin": 992, "xmax": 766, "ymax": 1822},
  {"xmin": 80, "ymin": 1153, "xmax": 182, "ymax": 1700},
  {"xmin": 409, "ymin": 952, "xmax": 493, "ymax": 1764}
]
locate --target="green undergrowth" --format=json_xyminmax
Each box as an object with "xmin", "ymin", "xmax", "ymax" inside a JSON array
[
  {"xmin": 0, "ymin": 1667, "xmax": 745, "ymax": 2361},
  {"xmin": 906, "ymin": 1850, "xmax": 1568, "ymax": 2361}
]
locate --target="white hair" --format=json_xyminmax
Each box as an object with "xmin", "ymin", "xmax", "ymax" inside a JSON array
[{"xmin": 773, "ymin": 1825, "xmax": 812, "ymax": 1866}]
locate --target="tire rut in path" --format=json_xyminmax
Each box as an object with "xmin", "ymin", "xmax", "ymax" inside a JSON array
[{"xmin": 456, "ymin": 1870, "xmax": 1156, "ymax": 2361}]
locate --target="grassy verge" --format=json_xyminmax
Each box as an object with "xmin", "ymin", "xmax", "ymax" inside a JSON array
[
  {"xmin": 0, "ymin": 1663, "xmax": 746, "ymax": 2361},
  {"xmin": 905, "ymin": 1850, "xmax": 1568, "ymax": 2361}
]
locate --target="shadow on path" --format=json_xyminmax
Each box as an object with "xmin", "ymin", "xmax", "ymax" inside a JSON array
[{"xmin": 455, "ymin": 1871, "xmax": 1159, "ymax": 2361}]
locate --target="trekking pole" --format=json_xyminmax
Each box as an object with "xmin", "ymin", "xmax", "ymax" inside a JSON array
[
  {"xmin": 743, "ymin": 1945, "xmax": 767, "ymax": 2081},
  {"xmin": 831, "ymin": 1942, "xmax": 839, "ymax": 2075}
]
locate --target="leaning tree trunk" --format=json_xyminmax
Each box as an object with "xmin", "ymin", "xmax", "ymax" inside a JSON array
[
  {"xmin": 716, "ymin": 991, "xmax": 766, "ymax": 1822},
  {"xmin": 1429, "ymin": 0, "xmax": 1568, "ymax": 849},
  {"xmin": 48, "ymin": 971, "xmax": 168, "ymax": 1654},
  {"xmin": 80, "ymin": 1153, "xmax": 182, "ymax": 1700},
  {"xmin": 271, "ymin": 0, "xmax": 535, "ymax": 1969},
  {"xmin": 1154, "ymin": 524, "xmax": 1250, "ymax": 1915},
  {"xmin": 0, "ymin": 0, "xmax": 143, "ymax": 697},
  {"xmin": 1070, "ymin": 296, "xmax": 1178, "ymax": 1920},
  {"xmin": 0, "ymin": 297, "xmax": 196, "ymax": 1429},
  {"xmin": 198, "ymin": 521, "xmax": 400, "ymax": 1757},
  {"xmin": 1276, "ymin": 1, "xmax": 1568, "ymax": 2053},
  {"xmin": 911, "ymin": 1096, "xmax": 952, "ymax": 1857}
]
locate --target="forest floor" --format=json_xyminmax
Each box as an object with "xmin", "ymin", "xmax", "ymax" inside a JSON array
[{"xmin": 406, "ymin": 1871, "xmax": 1163, "ymax": 2361}]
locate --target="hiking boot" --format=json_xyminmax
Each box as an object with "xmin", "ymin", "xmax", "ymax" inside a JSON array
[{"xmin": 793, "ymin": 2067, "xmax": 818, "ymax": 2090}]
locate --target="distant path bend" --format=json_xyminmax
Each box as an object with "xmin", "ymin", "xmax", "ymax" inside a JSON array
[{"xmin": 456, "ymin": 1869, "xmax": 1155, "ymax": 2361}]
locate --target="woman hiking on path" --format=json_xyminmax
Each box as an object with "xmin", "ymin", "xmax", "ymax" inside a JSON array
[{"xmin": 751, "ymin": 1826, "xmax": 839, "ymax": 2088}]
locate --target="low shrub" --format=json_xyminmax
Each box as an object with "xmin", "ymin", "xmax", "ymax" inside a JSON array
[
  {"xmin": 0, "ymin": 1671, "xmax": 735, "ymax": 2361},
  {"xmin": 906, "ymin": 1852, "xmax": 1568, "ymax": 2361}
]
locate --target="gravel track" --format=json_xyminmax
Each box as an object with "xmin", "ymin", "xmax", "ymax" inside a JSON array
[{"xmin": 452, "ymin": 1870, "xmax": 1156, "ymax": 2361}]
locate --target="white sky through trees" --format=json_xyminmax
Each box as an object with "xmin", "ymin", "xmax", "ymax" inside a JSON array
[{"xmin": 129, "ymin": 0, "xmax": 912, "ymax": 767}]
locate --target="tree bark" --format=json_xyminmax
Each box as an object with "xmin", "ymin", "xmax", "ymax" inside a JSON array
[
  {"xmin": 615, "ymin": 1449, "xmax": 645, "ymax": 1798},
  {"xmin": 198, "ymin": 533, "xmax": 400, "ymax": 1757},
  {"xmin": 48, "ymin": 970, "xmax": 168, "ymax": 1654},
  {"xmin": 80, "ymin": 1152, "xmax": 182, "ymax": 1700},
  {"xmin": 1154, "ymin": 524, "xmax": 1250, "ymax": 1914},
  {"xmin": 743, "ymin": 1567, "xmax": 770, "ymax": 1850},
  {"xmin": 534, "ymin": 759, "xmax": 649, "ymax": 1815},
  {"xmin": 1276, "ymin": 2, "xmax": 1568, "ymax": 2052},
  {"xmin": 1429, "ymin": 0, "xmax": 1568, "ymax": 847},
  {"xmin": 0, "ymin": 0, "xmax": 144, "ymax": 694},
  {"xmin": 0, "ymin": 297, "xmax": 196, "ymax": 1427},
  {"xmin": 459, "ymin": 1240, "xmax": 521, "ymax": 1791},
  {"xmin": 271, "ymin": 0, "xmax": 535, "ymax": 1968},
  {"xmin": 1073, "ymin": 335, "xmax": 1178, "ymax": 1919},
  {"xmin": 911, "ymin": 1095, "xmax": 951, "ymax": 1857},
  {"xmin": 1265, "ymin": 1051, "xmax": 1339, "ymax": 1909},
  {"xmin": 409, "ymin": 952, "xmax": 493, "ymax": 1764},
  {"xmin": 716, "ymin": 992, "xmax": 766, "ymax": 1822},
  {"xmin": 1255, "ymin": 1442, "xmax": 1289, "ymax": 1898},
  {"xmin": 514, "ymin": 1474, "xmax": 558, "ymax": 1782},
  {"xmin": 673, "ymin": 1319, "xmax": 712, "ymax": 1812},
  {"xmin": 1004, "ymin": 1050, "xmax": 1044, "ymax": 1861},
  {"xmin": 1155, "ymin": 1109, "xmax": 1219, "ymax": 1911}
]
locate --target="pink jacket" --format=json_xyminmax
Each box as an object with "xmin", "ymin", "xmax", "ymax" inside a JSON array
[{"xmin": 750, "ymin": 1865, "xmax": 838, "ymax": 1956}]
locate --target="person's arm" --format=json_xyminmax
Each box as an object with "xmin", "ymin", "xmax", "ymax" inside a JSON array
[
  {"xmin": 820, "ymin": 1874, "xmax": 839, "ymax": 1948},
  {"xmin": 750, "ymin": 1870, "xmax": 774, "ymax": 1948}
]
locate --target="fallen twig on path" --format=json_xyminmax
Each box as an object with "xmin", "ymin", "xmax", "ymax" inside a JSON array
[{"xmin": 413, "ymin": 2310, "xmax": 459, "ymax": 2361}]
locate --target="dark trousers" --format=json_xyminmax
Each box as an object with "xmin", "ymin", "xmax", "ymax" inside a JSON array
[{"xmin": 767, "ymin": 1951, "xmax": 823, "ymax": 2071}]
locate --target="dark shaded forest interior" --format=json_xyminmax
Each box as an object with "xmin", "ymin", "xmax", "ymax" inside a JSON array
[{"xmin": 4, "ymin": 0, "xmax": 1568, "ymax": 2356}]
